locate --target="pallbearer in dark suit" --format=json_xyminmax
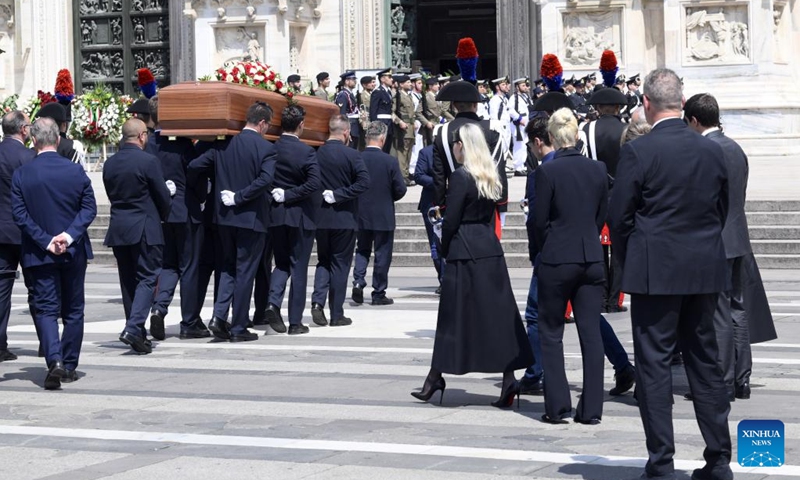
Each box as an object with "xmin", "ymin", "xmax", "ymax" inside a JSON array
[
  {"xmin": 411, "ymin": 123, "xmax": 532, "ymax": 407},
  {"xmin": 352, "ymin": 122, "xmax": 407, "ymax": 305},
  {"xmin": 188, "ymin": 103, "xmax": 277, "ymax": 342},
  {"xmin": 412, "ymin": 143, "xmax": 443, "ymax": 290},
  {"xmin": 310, "ymin": 115, "xmax": 370, "ymax": 326},
  {"xmin": 0, "ymin": 111, "xmax": 35, "ymax": 363},
  {"xmin": 368, "ymin": 68, "xmax": 395, "ymax": 154},
  {"xmin": 145, "ymin": 96, "xmax": 209, "ymax": 340},
  {"xmin": 35, "ymin": 103, "xmax": 81, "ymax": 164},
  {"xmin": 265, "ymin": 105, "xmax": 321, "ymax": 335},
  {"xmin": 104, "ymin": 119, "xmax": 172, "ymax": 354},
  {"xmin": 534, "ymin": 108, "xmax": 608, "ymax": 424},
  {"xmin": 335, "ymin": 71, "xmax": 361, "ymax": 148},
  {"xmin": 11, "ymin": 117, "xmax": 96, "ymax": 389},
  {"xmin": 683, "ymin": 93, "xmax": 776, "ymax": 401},
  {"xmin": 609, "ymin": 69, "xmax": 732, "ymax": 480}
]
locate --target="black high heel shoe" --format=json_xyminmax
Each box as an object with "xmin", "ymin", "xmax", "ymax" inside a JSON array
[
  {"xmin": 411, "ymin": 377, "xmax": 446, "ymax": 405},
  {"xmin": 492, "ymin": 381, "xmax": 520, "ymax": 409}
]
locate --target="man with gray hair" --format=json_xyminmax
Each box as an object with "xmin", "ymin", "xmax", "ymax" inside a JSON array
[
  {"xmin": 0, "ymin": 111, "xmax": 35, "ymax": 363},
  {"xmin": 11, "ymin": 117, "xmax": 97, "ymax": 389},
  {"xmin": 609, "ymin": 69, "xmax": 732, "ymax": 480}
]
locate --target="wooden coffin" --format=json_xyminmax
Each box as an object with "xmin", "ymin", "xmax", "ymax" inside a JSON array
[{"xmin": 158, "ymin": 81, "xmax": 340, "ymax": 146}]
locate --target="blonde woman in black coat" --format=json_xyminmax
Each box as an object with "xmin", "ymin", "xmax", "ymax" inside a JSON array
[{"xmin": 411, "ymin": 123, "xmax": 533, "ymax": 407}]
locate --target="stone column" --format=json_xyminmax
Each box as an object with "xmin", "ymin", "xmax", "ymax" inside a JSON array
[
  {"xmin": 497, "ymin": 0, "xmax": 538, "ymax": 79},
  {"xmin": 341, "ymin": 0, "xmax": 387, "ymax": 69},
  {"xmin": 18, "ymin": 0, "xmax": 73, "ymax": 98},
  {"xmin": 171, "ymin": 1, "xmax": 196, "ymax": 83}
]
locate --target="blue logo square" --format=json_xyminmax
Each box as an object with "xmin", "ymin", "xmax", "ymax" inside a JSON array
[{"xmin": 738, "ymin": 420, "xmax": 784, "ymax": 467}]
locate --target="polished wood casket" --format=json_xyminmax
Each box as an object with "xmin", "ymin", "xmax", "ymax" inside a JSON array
[{"xmin": 158, "ymin": 81, "xmax": 340, "ymax": 146}]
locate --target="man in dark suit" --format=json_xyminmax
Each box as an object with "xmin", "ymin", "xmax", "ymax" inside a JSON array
[
  {"xmin": 609, "ymin": 69, "xmax": 732, "ymax": 480},
  {"xmin": 335, "ymin": 71, "xmax": 362, "ymax": 148},
  {"xmin": 35, "ymin": 103, "xmax": 81, "ymax": 163},
  {"xmin": 412, "ymin": 142, "xmax": 443, "ymax": 291},
  {"xmin": 104, "ymin": 119, "xmax": 172, "ymax": 354},
  {"xmin": 264, "ymin": 105, "xmax": 320, "ymax": 335},
  {"xmin": 11, "ymin": 117, "xmax": 96, "ymax": 389},
  {"xmin": 0, "ymin": 111, "xmax": 36, "ymax": 362},
  {"xmin": 145, "ymin": 96, "xmax": 208, "ymax": 340},
  {"xmin": 352, "ymin": 122, "xmax": 407, "ymax": 305},
  {"xmin": 684, "ymin": 93, "xmax": 775, "ymax": 401},
  {"xmin": 311, "ymin": 115, "xmax": 370, "ymax": 326},
  {"xmin": 369, "ymin": 68, "xmax": 395, "ymax": 154},
  {"xmin": 189, "ymin": 102, "xmax": 277, "ymax": 342}
]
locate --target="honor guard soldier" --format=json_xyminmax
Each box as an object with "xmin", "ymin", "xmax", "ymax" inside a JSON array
[
  {"xmin": 571, "ymin": 78, "xmax": 590, "ymax": 115},
  {"xmin": 393, "ymin": 74, "xmax": 422, "ymax": 184},
  {"xmin": 437, "ymin": 76, "xmax": 456, "ymax": 122},
  {"xmin": 585, "ymin": 72, "xmax": 597, "ymax": 94},
  {"xmin": 510, "ymin": 77, "xmax": 533, "ymax": 176},
  {"xmin": 487, "ymin": 76, "xmax": 512, "ymax": 154},
  {"xmin": 420, "ymin": 77, "xmax": 445, "ymax": 145},
  {"xmin": 126, "ymin": 99, "xmax": 155, "ymax": 132},
  {"xmin": 335, "ymin": 70, "xmax": 361, "ymax": 148},
  {"xmin": 625, "ymin": 74, "xmax": 643, "ymax": 118},
  {"xmin": 476, "ymin": 80, "xmax": 491, "ymax": 120},
  {"xmin": 369, "ymin": 68, "xmax": 396, "ymax": 154},
  {"xmin": 287, "ymin": 74, "xmax": 303, "ymax": 95},
  {"xmin": 314, "ymin": 72, "xmax": 330, "ymax": 100}
]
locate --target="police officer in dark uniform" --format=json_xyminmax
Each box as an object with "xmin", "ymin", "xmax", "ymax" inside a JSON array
[
  {"xmin": 625, "ymin": 74, "xmax": 643, "ymax": 119},
  {"xmin": 126, "ymin": 99, "xmax": 155, "ymax": 133},
  {"xmin": 335, "ymin": 71, "xmax": 361, "ymax": 148},
  {"xmin": 35, "ymin": 103, "xmax": 80, "ymax": 163},
  {"xmin": 368, "ymin": 68, "xmax": 395, "ymax": 154}
]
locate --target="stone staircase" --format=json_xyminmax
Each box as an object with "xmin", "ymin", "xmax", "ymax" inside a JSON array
[{"xmin": 87, "ymin": 200, "xmax": 800, "ymax": 269}]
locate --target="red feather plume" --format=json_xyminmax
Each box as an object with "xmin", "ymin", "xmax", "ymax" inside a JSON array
[
  {"xmin": 600, "ymin": 50, "xmax": 617, "ymax": 72},
  {"xmin": 137, "ymin": 68, "xmax": 155, "ymax": 86},
  {"xmin": 540, "ymin": 54, "xmax": 563, "ymax": 79},
  {"xmin": 54, "ymin": 69, "xmax": 74, "ymax": 98},
  {"xmin": 456, "ymin": 37, "xmax": 478, "ymax": 59}
]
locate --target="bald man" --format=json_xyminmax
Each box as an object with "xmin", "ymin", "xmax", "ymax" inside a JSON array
[{"xmin": 103, "ymin": 119, "xmax": 172, "ymax": 354}]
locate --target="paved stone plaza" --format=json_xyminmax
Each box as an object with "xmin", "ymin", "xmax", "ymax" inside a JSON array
[{"xmin": 1, "ymin": 264, "xmax": 799, "ymax": 480}]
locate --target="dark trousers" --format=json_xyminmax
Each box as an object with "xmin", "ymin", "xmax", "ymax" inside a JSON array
[
  {"xmin": 0, "ymin": 244, "xmax": 34, "ymax": 350},
  {"xmin": 214, "ymin": 226, "xmax": 265, "ymax": 334},
  {"xmin": 253, "ymin": 234, "xmax": 274, "ymax": 318},
  {"xmin": 603, "ymin": 244, "xmax": 623, "ymax": 308},
  {"xmin": 630, "ymin": 293, "xmax": 732, "ymax": 477},
  {"xmin": 268, "ymin": 225, "xmax": 315, "ymax": 325},
  {"xmin": 523, "ymin": 271, "xmax": 543, "ymax": 380},
  {"xmin": 714, "ymin": 256, "xmax": 751, "ymax": 391},
  {"xmin": 353, "ymin": 230, "xmax": 394, "ymax": 299},
  {"xmin": 600, "ymin": 315, "xmax": 632, "ymax": 372},
  {"xmin": 25, "ymin": 257, "xmax": 87, "ymax": 370},
  {"xmin": 152, "ymin": 221, "xmax": 202, "ymax": 327},
  {"xmin": 113, "ymin": 240, "xmax": 162, "ymax": 337},
  {"xmin": 381, "ymin": 125, "xmax": 394, "ymax": 154},
  {"xmin": 194, "ymin": 224, "xmax": 221, "ymax": 325},
  {"xmin": 420, "ymin": 212, "xmax": 443, "ymax": 283},
  {"xmin": 537, "ymin": 262, "xmax": 605, "ymax": 421},
  {"xmin": 312, "ymin": 229, "xmax": 357, "ymax": 320}
]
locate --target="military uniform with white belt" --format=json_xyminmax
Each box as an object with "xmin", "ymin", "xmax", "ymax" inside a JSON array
[
  {"xmin": 369, "ymin": 68, "xmax": 395, "ymax": 154},
  {"xmin": 509, "ymin": 77, "xmax": 532, "ymax": 176},
  {"xmin": 335, "ymin": 70, "xmax": 361, "ymax": 149}
]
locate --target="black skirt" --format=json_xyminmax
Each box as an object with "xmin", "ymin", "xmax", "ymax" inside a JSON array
[{"xmin": 431, "ymin": 255, "xmax": 534, "ymax": 375}]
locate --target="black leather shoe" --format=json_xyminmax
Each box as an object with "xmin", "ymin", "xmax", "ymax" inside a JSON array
[
  {"xmin": 288, "ymin": 323, "xmax": 309, "ymax": 335},
  {"xmin": 149, "ymin": 310, "xmax": 166, "ymax": 340},
  {"xmin": 519, "ymin": 375, "xmax": 543, "ymax": 395},
  {"xmin": 311, "ymin": 303, "xmax": 328, "ymax": 326},
  {"xmin": 671, "ymin": 352, "xmax": 683, "ymax": 365},
  {"xmin": 735, "ymin": 381, "xmax": 750, "ymax": 399},
  {"xmin": 541, "ymin": 413, "xmax": 571, "ymax": 424},
  {"xmin": 691, "ymin": 465, "xmax": 733, "ymax": 480},
  {"xmin": 574, "ymin": 416, "xmax": 601, "ymax": 425},
  {"xmin": 179, "ymin": 325, "xmax": 212, "ymax": 339},
  {"xmin": 252, "ymin": 311, "xmax": 268, "ymax": 326},
  {"xmin": 119, "ymin": 331, "xmax": 152, "ymax": 354},
  {"xmin": 44, "ymin": 360, "xmax": 66, "ymax": 390},
  {"xmin": 208, "ymin": 317, "xmax": 231, "ymax": 340},
  {"xmin": 371, "ymin": 296, "xmax": 394, "ymax": 306},
  {"xmin": 0, "ymin": 349, "xmax": 17, "ymax": 362},
  {"xmin": 230, "ymin": 330, "xmax": 259, "ymax": 342},
  {"xmin": 265, "ymin": 305, "xmax": 286, "ymax": 333},
  {"xmin": 606, "ymin": 305, "xmax": 628, "ymax": 313},
  {"xmin": 610, "ymin": 365, "xmax": 636, "ymax": 396},
  {"xmin": 62, "ymin": 369, "xmax": 79, "ymax": 383},
  {"xmin": 330, "ymin": 316, "xmax": 352, "ymax": 327},
  {"xmin": 351, "ymin": 286, "xmax": 364, "ymax": 304}
]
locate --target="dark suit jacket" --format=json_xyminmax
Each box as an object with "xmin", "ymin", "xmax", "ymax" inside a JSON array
[
  {"xmin": 582, "ymin": 114, "xmax": 626, "ymax": 177},
  {"xmin": 11, "ymin": 151, "xmax": 96, "ymax": 267},
  {"xmin": 57, "ymin": 133, "xmax": 79, "ymax": 163},
  {"xmin": 315, "ymin": 139, "xmax": 370, "ymax": 230},
  {"xmin": 103, "ymin": 144, "xmax": 172, "ymax": 246},
  {"xmin": 188, "ymin": 129, "xmax": 277, "ymax": 233},
  {"xmin": 146, "ymin": 132, "xmax": 203, "ymax": 224},
  {"xmin": 533, "ymin": 149, "xmax": 608, "ymax": 264},
  {"xmin": 335, "ymin": 89, "xmax": 361, "ymax": 139},
  {"xmin": 441, "ymin": 168, "xmax": 504, "ymax": 261},
  {"xmin": 0, "ymin": 138, "xmax": 35, "ymax": 245},
  {"xmin": 431, "ymin": 112, "xmax": 505, "ymax": 208},
  {"xmin": 609, "ymin": 118, "xmax": 729, "ymax": 295},
  {"xmin": 369, "ymin": 86, "xmax": 393, "ymax": 126},
  {"xmin": 706, "ymin": 130, "xmax": 751, "ymax": 258},
  {"xmin": 413, "ymin": 145, "xmax": 435, "ymax": 212},
  {"xmin": 358, "ymin": 147, "xmax": 407, "ymax": 231},
  {"xmin": 269, "ymin": 134, "xmax": 320, "ymax": 230}
]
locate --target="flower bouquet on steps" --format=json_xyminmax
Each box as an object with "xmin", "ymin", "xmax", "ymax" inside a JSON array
[
  {"xmin": 70, "ymin": 84, "xmax": 130, "ymax": 153},
  {"xmin": 19, "ymin": 90, "xmax": 57, "ymax": 120}
]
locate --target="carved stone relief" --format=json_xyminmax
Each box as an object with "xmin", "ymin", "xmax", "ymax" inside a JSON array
[
  {"xmin": 561, "ymin": 9, "xmax": 622, "ymax": 68},
  {"xmin": 773, "ymin": 1, "xmax": 788, "ymax": 64},
  {"xmin": 683, "ymin": 5, "xmax": 750, "ymax": 65},
  {"xmin": 81, "ymin": 51, "xmax": 124, "ymax": 79},
  {"xmin": 214, "ymin": 25, "xmax": 264, "ymax": 65},
  {"xmin": 389, "ymin": 1, "xmax": 414, "ymax": 71}
]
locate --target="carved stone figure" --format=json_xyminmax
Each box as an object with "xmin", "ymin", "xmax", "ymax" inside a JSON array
[
  {"xmin": 133, "ymin": 0, "xmax": 144, "ymax": 12},
  {"xmin": 685, "ymin": 9, "xmax": 750, "ymax": 62},
  {"xmin": 401, "ymin": 43, "xmax": 413, "ymax": 70},
  {"xmin": 564, "ymin": 25, "xmax": 614, "ymax": 65},
  {"xmin": 390, "ymin": 6, "xmax": 407, "ymax": 38},
  {"xmin": 245, "ymin": 32, "xmax": 262, "ymax": 62},
  {"xmin": 81, "ymin": 21, "xmax": 94, "ymax": 45},
  {"xmin": 133, "ymin": 19, "xmax": 146, "ymax": 44},
  {"xmin": 98, "ymin": 0, "xmax": 108, "ymax": 11},
  {"xmin": 111, "ymin": 18, "xmax": 122, "ymax": 45},
  {"xmin": 134, "ymin": 51, "xmax": 145, "ymax": 69},
  {"xmin": 157, "ymin": 17, "xmax": 168, "ymax": 41},
  {"xmin": 111, "ymin": 0, "xmax": 122, "ymax": 11}
]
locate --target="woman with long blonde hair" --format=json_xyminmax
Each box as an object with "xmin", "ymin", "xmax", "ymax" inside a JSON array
[{"xmin": 411, "ymin": 123, "xmax": 533, "ymax": 408}]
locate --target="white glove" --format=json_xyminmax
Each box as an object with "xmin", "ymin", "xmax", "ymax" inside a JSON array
[
  {"xmin": 433, "ymin": 223, "xmax": 443, "ymax": 241},
  {"xmin": 271, "ymin": 188, "xmax": 285, "ymax": 203},
  {"xmin": 323, "ymin": 190, "xmax": 336, "ymax": 204},
  {"xmin": 165, "ymin": 180, "xmax": 176, "ymax": 197},
  {"xmin": 207, "ymin": 179, "xmax": 212, "ymax": 194},
  {"xmin": 220, "ymin": 190, "xmax": 236, "ymax": 206}
]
